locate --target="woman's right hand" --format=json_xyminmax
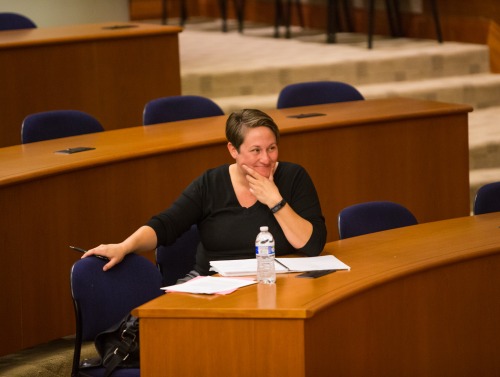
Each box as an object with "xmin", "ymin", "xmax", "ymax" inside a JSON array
[{"xmin": 82, "ymin": 243, "xmax": 128, "ymax": 271}]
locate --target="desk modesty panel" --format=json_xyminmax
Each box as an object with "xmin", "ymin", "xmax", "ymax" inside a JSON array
[
  {"xmin": 0, "ymin": 98, "xmax": 471, "ymax": 355},
  {"xmin": 0, "ymin": 22, "xmax": 182, "ymax": 148},
  {"xmin": 134, "ymin": 213, "xmax": 500, "ymax": 377}
]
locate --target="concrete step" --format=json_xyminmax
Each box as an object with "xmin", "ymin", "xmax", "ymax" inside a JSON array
[
  {"xmin": 359, "ymin": 73, "xmax": 500, "ymax": 109},
  {"xmin": 180, "ymin": 28, "xmax": 490, "ymax": 99},
  {"xmin": 212, "ymin": 73, "xmax": 500, "ymax": 113}
]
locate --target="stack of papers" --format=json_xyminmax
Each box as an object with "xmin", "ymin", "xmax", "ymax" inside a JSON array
[
  {"xmin": 162, "ymin": 276, "xmax": 256, "ymax": 295},
  {"xmin": 210, "ymin": 255, "xmax": 350, "ymax": 277}
]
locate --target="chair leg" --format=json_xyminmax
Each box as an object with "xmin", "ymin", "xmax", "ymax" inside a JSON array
[
  {"xmin": 429, "ymin": 0, "xmax": 443, "ymax": 43},
  {"xmin": 326, "ymin": 0, "xmax": 337, "ymax": 44},
  {"xmin": 234, "ymin": 0, "xmax": 245, "ymax": 33},
  {"xmin": 219, "ymin": 0, "xmax": 228, "ymax": 32},
  {"xmin": 368, "ymin": 0, "xmax": 375, "ymax": 49},
  {"xmin": 341, "ymin": 0, "xmax": 354, "ymax": 32},
  {"xmin": 385, "ymin": 0, "xmax": 402, "ymax": 37},
  {"xmin": 284, "ymin": 0, "xmax": 292, "ymax": 38},
  {"xmin": 274, "ymin": 0, "xmax": 283, "ymax": 37},
  {"xmin": 295, "ymin": 0, "xmax": 304, "ymax": 28},
  {"xmin": 162, "ymin": 0, "xmax": 168, "ymax": 25},
  {"xmin": 179, "ymin": 0, "xmax": 188, "ymax": 26}
]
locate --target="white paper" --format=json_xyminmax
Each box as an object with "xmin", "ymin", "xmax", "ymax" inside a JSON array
[
  {"xmin": 161, "ymin": 276, "xmax": 257, "ymax": 295},
  {"xmin": 209, "ymin": 255, "xmax": 350, "ymax": 277}
]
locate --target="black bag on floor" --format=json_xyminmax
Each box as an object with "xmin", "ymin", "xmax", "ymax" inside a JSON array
[{"xmin": 94, "ymin": 313, "xmax": 140, "ymax": 377}]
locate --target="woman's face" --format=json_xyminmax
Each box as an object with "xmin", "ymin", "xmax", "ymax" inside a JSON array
[{"xmin": 229, "ymin": 126, "xmax": 278, "ymax": 178}]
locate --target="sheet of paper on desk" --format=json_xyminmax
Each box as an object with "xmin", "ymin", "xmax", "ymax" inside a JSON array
[
  {"xmin": 210, "ymin": 255, "xmax": 350, "ymax": 277},
  {"xmin": 276, "ymin": 255, "xmax": 350, "ymax": 272},
  {"xmin": 161, "ymin": 276, "xmax": 257, "ymax": 295}
]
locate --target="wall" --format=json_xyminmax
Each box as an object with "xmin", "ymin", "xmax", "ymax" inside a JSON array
[{"xmin": 0, "ymin": 0, "xmax": 129, "ymax": 27}]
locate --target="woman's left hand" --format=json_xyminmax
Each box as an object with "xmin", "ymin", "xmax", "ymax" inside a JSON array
[{"xmin": 242, "ymin": 164, "xmax": 282, "ymax": 208}]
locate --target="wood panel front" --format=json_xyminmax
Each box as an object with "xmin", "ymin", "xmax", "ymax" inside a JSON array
[
  {"xmin": 0, "ymin": 98, "xmax": 471, "ymax": 355},
  {"xmin": 0, "ymin": 22, "xmax": 182, "ymax": 148}
]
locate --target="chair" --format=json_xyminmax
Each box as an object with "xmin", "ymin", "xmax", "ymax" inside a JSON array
[
  {"xmin": 473, "ymin": 182, "xmax": 500, "ymax": 215},
  {"xmin": 143, "ymin": 95, "xmax": 224, "ymax": 126},
  {"xmin": 156, "ymin": 224, "xmax": 200, "ymax": 286},
  {"xmin": 21, "ymin": 110, "xmax": 104, "ymax": 144},
  {"xmin": 0, "ymin": 12, "xmax": 36, "ymax": 31},
  {"xmin": 70, "ymin": 253, "xmax": 163, "ymax": 377},
  {"xmin": 276, "ymin": 81, "xmax": 364, "ymax": 109},
  {"xmin": 367, "ymin": 0, "xmax": 442, "ymax": 49},
  {"xmin": 338, "ymin": 200, "xmax": 418, "ymax": 239}
]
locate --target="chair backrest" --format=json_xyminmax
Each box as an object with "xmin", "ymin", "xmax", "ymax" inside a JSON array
[
  {"xmin": 143, "ymin": 95, "xmax": 224, "ymax": 126},
  {"xmin": 21, "ymin": 110, "xmax": 104, "ymax": 144},
  {"xmin": 156, "ymin": 224, "xmax": 200, "ymax": 286},
  {"xmin": 338, "ymin": 200, "xmax": 418, "ymax": 239},
  {"xmin": 277, "ymin": 81, "xmax": 364, "ymax": 109},
  {"xmin": 70, "ymin": 253, "xmax": 162, "ymax": 375},
  {"xmin": 0, "ymin": 12, "xmax": 36, "ymax": 31},
  {"xmin": 473, "ymin": 181, "xmax": 500, "ymax": 215}
]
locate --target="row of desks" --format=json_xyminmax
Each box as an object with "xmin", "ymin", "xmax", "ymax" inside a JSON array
[
  {"xmin": 135, "ymin": 212, "xmax": 500, "ymax": 376},
  {"xmin": 0, "ymin": 98, "xmax": 472, "ymax": 355}
]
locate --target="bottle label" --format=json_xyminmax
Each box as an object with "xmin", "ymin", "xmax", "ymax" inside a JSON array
[{"xmin": 256, "ymin": 245, "xmax": 275, "ymax": 257}]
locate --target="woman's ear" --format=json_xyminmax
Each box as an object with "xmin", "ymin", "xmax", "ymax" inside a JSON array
[{"xmin": 227, "ymin": 142, "xmax": 239, "ymax": 159}]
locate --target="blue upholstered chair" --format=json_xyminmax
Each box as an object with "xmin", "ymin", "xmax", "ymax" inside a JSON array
[
  {"xmin": 473, "ymin": 182, "xmax": 500, "ymax": 215},
  {"xmin": 143, "ymin": 95, "xmax": 224, "ymax": 126},
  {"xmin": 338, "ymin": 200, "xmax": 418, "ymax": 239},
  {"xmin": 21, "ymin": 110, "xmax": 104, "ymax": 144},
  {"xmin": 156, "ymin": 224, "xmax": 200, "ymax": 286},
  {"xmin": 0, "ymin": 12, "xmax": 36, "ymax": 31},
  {"xmin": 276, "ymin": 81, "xmax": 364, "ymax": 109},
  {"xmin": 70, "ymin": 253, "xmax": 163, "ymax": 377}
]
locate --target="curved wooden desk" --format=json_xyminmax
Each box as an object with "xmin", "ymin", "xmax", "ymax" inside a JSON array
[
  {"xmin": 134, "ymin": 213, "xmax": 500, "ymax": 376},
  {"xmin": 0, "ymin": 98, "xmax": 471, "ymax": 355},
  {"xmin": 0, "ymin": 22, "xmax": 182, "ymax": 147}
]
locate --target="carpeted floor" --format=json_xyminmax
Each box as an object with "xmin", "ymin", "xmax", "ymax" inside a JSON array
[{"xmin": 0, "ymin": 338, "xmax": 95, "ymax": 377}]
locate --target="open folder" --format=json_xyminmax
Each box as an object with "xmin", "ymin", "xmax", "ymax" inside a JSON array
[{"xmin": 209, "ymin": 255, "xmax": 350, "ymax": 277}]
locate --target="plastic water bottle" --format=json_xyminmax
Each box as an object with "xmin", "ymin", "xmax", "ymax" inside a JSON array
[{"xmin": 255, "ymin": 226, "xmax": 276, "ymax": 284}]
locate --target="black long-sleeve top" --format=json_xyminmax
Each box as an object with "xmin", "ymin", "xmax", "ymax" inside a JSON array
[{"xmin": 147, "ymin": 161, "xmax": 327, "ymax": 275}]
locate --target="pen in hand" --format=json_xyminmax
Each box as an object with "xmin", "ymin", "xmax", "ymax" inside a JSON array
[{"xmin": 69, "ymin": 246, "xmax": 109, "ymax": 261}]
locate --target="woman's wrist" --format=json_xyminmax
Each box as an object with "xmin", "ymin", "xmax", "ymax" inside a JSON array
[{"xmin": 270, "ymin": 198, "xmax": 287, "ymax": 213}]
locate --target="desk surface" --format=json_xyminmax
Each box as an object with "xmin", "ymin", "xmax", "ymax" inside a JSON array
[
  {"xmin": 135, "ymin": 213, "xmax": 500, "ymax": 376},
  {"xmin": 0, "ymin": 97, "xmax": 471, "ymax": 186},
  {"xmin": 135, "ymin": 214, "xmax": 500, "ymax": 318}
]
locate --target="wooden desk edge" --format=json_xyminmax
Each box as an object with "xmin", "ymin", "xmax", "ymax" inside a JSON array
[{"xmin": 0, "ymin": 22, "xmax": 183, "ymax": 49}]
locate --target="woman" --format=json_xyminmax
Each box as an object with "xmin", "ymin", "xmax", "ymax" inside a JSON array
[{"xmin": 84, "ymin": 109, "xmax": 327, "ymax": 277}]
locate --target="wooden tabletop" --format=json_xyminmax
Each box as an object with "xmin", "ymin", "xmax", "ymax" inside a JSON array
[
  {"xmin": 134, "ymin": 212, "xmax": 500, "ymax": 319},
  {"xmin": 0, "ymin": 98, "xmax": 472, "ymax": 186}
]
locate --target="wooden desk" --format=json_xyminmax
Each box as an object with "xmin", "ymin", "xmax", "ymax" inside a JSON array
[
  {"xmin": 134, "ymin": 213, "xmax": 500, "ymax": 376},
  {"xmin": 0, "ymin": 98, "xmax": 471, "ymax": 355},
  {"xmin": 0, "ymin": 22, "xmax": 182, "ymax": 148}
]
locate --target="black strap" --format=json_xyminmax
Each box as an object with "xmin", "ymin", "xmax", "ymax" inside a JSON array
[{"xmin": 102, "ymin": 316, "xmax": 139, "ymax": 377}]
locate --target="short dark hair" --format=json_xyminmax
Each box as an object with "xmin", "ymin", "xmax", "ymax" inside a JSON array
[{"xmin": 226, "ymin": 109, "xmax": 280, "ymax": 151}]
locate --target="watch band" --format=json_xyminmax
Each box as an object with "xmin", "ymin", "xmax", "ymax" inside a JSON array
[{"xmin": 271, "ymin": 199, "xmax": 287, "ymax": 214}]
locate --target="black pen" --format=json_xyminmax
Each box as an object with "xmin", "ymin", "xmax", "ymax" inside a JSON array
[
  {"xmin": 274, "ymin": 259, "xmax": 291, "ymax": 271},
  {"xmin": 69, "ymin": 246, "xmax": 109, "ymax": 261}
]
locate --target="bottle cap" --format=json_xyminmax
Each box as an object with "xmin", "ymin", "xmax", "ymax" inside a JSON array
[{"xmin": 260, "ymin": 226, "xmax": 268, "ymax": 231}]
